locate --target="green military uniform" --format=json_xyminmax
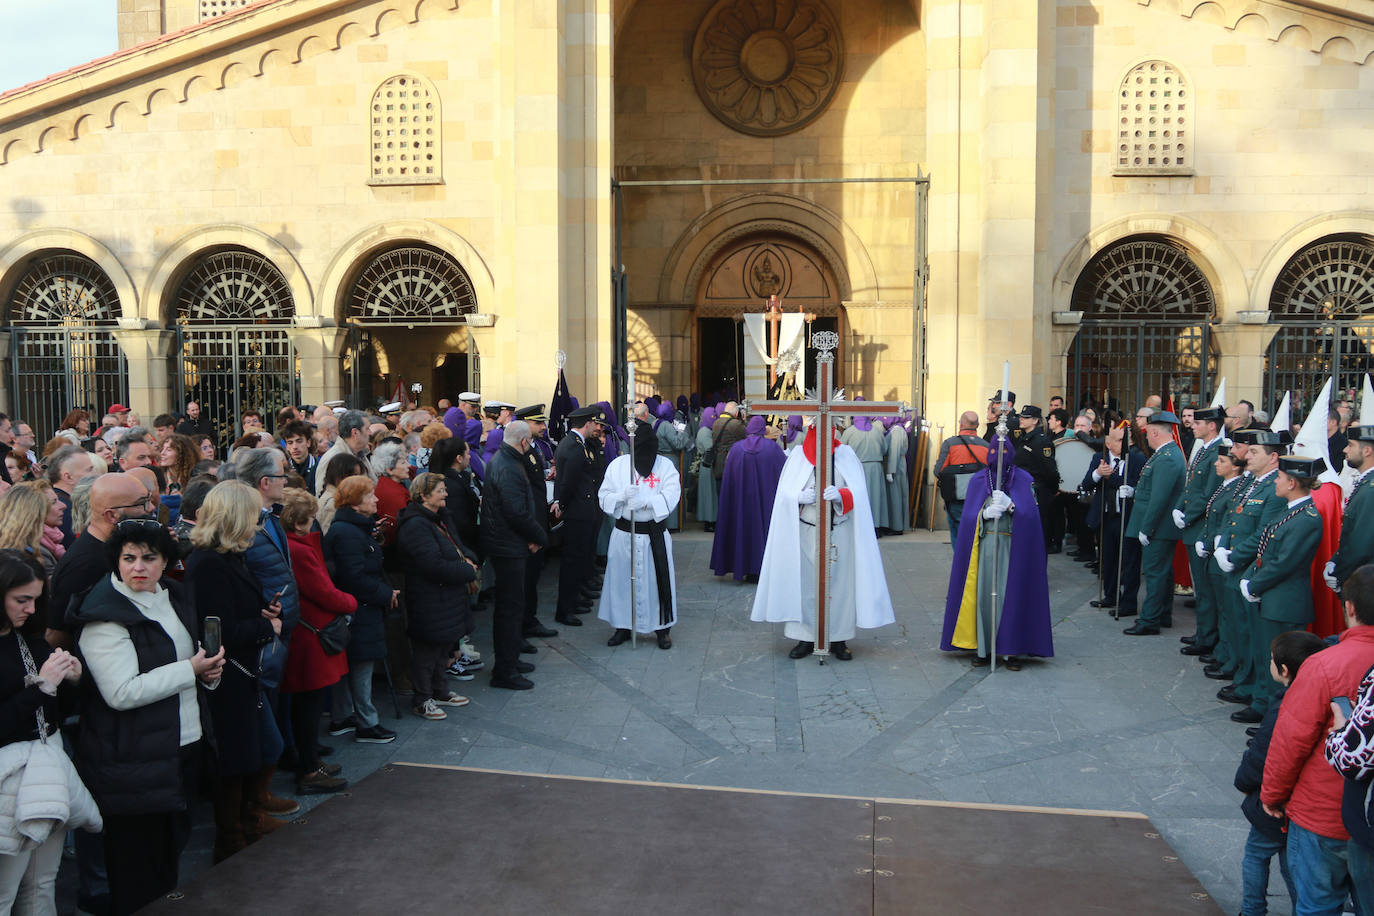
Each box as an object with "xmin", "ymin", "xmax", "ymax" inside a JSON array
[
  {"xmin": 1240, "ymin": 497, "xmax": 1323, "ymax": 715},
  {"xmin": 1331, "ymin": 469, "xmax": 1374, "ymax": 587},
  {"xmin": 1125, "ymin": 438, "xmax": 1185, "ymax": 630},
  {"xmin": 1200, "ymin": 475, "xmax": 1243, "ymax": 672},
  {"xmin": 1174, "ymin": 434, "xmax": 1224, "ymax": 649},
  {"xmin": 1217, "ymin": 470, "xmax": 1286, "ymax": 704}
]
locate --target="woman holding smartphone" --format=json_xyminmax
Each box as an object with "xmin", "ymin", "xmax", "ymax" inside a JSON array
[
  {"xmin": 70, "ymin": 519, "xmax": 223, "ymax": 916},
  {"xmin": 183, "ymin": 481, "xmax": 284, "ymax": 862}
]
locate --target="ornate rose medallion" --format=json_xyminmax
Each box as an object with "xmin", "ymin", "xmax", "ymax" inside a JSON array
[{"xmin": 691, "ymin": 0, "xmax": 844, "ymax": 137}]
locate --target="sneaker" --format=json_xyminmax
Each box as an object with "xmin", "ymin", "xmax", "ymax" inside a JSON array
[
  {"xmin": 433, "ymin": 692, "xmax": 469, "ymax": 707},
  {"xmin": 354, "ymin": 724, "xmax": 397, "ymax": 743},
  {"xmin": 457, "ymin": 653, "xmax": 484, "ymax": 671},
  {"xmin": 296, "ymin": 767, "xmax": 348, "ymax": 794},
  {"xmin": 459, "ymin": 637, "xmax": 481, "ymax": 662},
  {"xmin": 414, "ymin": 699, "xmax": 447, "ymax": 720},
  {"xmin": 446, "ymin": 661, "xmax": 476, "ymax": 681},
  {"xmin": 327, "ymin": 716, "xmax": 358, "ymax": 737}
]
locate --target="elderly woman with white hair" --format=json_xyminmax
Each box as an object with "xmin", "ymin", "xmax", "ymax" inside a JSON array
[{"xmin": 370, "ymin": 442, "xmax": 410, "ymax": 550}]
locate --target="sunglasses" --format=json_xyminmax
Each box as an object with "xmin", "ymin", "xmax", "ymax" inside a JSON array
[{"xmin": 115, "ymin": 518, "xmax": 164, "ymax": 536}]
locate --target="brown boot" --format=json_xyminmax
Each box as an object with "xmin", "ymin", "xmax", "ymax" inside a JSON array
[
  {"xmin": 252, "ymin": 765, "xmax": 300, "ymax": 818},
  {"xmin": 211, "ymin": 777, "xmax": 246, "ymax": 863}
]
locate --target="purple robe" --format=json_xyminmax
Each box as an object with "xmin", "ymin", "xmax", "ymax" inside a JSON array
[
  {"xmin": 462, "ymin": 419, "xmax": 486, "ymax": 481},
  {"xmin": 940, "ymin": 457, "xmax": 1054, "ymax": 658},
  {"xmin": 595, "ymin": 401, "xmax": 628, "ymax": 462},
  {"xmin": 483, "ymin": 425, "xmax": 504, "ymax": 462},
  {"xmin": 710, "ymin": 420, "xmax": 787, "ymax": 580}
]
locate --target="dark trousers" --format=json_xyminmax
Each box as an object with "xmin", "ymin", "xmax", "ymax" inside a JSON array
[
  {"xmin": 490, "ymin": 554, "xmax": 528, "ymax": 678},
  {"xmin": 1138, "ymin": 537, "xmax": 1177, "ymax": 627},
  {"xmin": 289, "ymin": 687, "xmax": 326, "ymax": 776},
  {"xmin": 1099, "ymin": 514, "xmax": 1140, "ymax": 609},
  {"xmin": 1247, "ymin": 614, "xmax": 1289, "ymax": 716},
  {"xmin": 410, "ymin": 638, "xmax": 452, "ymax": 705},
  {"xmin": 523, "ymin": 548, "xmax": 546, "ymax": 631},
  {"xmin": 1186, "ymin": 547, "xmax": 1219, "ymax": 649},
  {"xmin": 104, "ymin": 743, "xmax": 199, "ymax": 916},
  {"xmin": 557, "ymin": 517, "xmax": 597, "ymax": 619}
]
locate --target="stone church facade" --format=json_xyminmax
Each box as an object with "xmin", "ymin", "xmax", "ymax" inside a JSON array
[{"xmin": 1, "ymin": 0, "xmax": 1373, "ymax": 444}]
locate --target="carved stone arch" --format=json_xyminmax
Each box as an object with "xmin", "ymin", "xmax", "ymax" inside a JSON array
[
  {"xmin": 35, "ymin": 126, "xmax": 62, "ymax": 153},
  {"xmin": 658, "ymin": 193, "xmax": 875, "ymax": 304},
  {"xmin": 1251, "ymin": 212, "xmax": 1374, "ymax": 313},
  {"xmin": 1052, "ymin": 213, "xmax": 1247, "ymax": 323},
  {"xmin": 0, "ymin": 229, "xmax": 138, "ymax": 323},
  {"xmin": 144, "ymin": 225, "xmax": 312, "ymax": 326},
  {"xmin": 318, "ymin": 221, "xmax": 495, "ymax": 326}
]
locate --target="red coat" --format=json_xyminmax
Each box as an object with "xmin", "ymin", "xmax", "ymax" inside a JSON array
[
  {"xmin": 375, "ymin": 476, "xmax": 409, "ymax": 547},
  {"xmin": 1308, "ymin": 481, "xmax": 1344, "ymax": 638},
  {"xmin": 281, "ymin": 530, "xmax": 355, "ymax": 694},
  {"xmin": 1262, "ymin": 626, "xmax": 1374, "ymax": 839}
]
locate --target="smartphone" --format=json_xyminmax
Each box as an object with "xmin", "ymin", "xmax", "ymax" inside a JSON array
[
  {"xmin": 1333, "ymin": 696, "xmax": 1353, "ymax": 719},
  {"xmin": 203, "ymin": 616, "xmax": 221, "ymax": 656}
]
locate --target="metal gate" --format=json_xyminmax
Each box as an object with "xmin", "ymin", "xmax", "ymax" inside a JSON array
[
  {"xmin": 1265, "ymin": 323, "xmax": 1374, "ymax": 416},
  {"xmin": 176, "ymin": 327, "xmax": 296, "ymax": 446},
  {"xmin": 9, "ymin": 327, "xmax": 126, "ymax": 440},
  {"xmin": 1067, "ymin": 321, "xmax": 1216, "ymax": 415}
]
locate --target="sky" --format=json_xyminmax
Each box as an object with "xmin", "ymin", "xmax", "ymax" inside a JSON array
[{"xmin": 0, "ymin": 0, "xmax": 116, "ymax": 94}]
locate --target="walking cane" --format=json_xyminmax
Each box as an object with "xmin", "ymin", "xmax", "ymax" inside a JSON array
[
  {"xmin": 626, "ymin": 363, "xmax": 638, "ymax": 649},
  {"xmin": 1115, "ymin": 425, "xmax": 1132, "ymax": 623},
  {"xmin": 989, "ymin": 363, "xmax": 1011, "ymax": 674}
]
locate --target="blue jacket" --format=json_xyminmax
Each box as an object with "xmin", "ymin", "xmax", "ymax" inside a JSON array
[{"xmin": 242, "ymin": 509, "xmax": 300, "ymax": 638}]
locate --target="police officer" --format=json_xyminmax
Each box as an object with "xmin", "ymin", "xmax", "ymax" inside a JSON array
[
  {"xmin": 1326, "ymin": 425, "xmax": 1374, "ymax": 591},
  {"xmin": 982, "ymin": 390, "xmax": 1016, "ymax": 441},
  {"xmin": 1232, "ymin": 455, "xmax": 1324, "ymax": 724},
  {"xmin": 1196, "ymin": 443, "xmax": 1245, "ymax": 682},
  {"xmin": 1123, "ymin": 411, "xmax": 1186, "ymax": 635},
  {"xmin": 553, "ymin": 405, "xmax": 603, "ymax": 626},
  {"xmin": 517, "ymin": 404, "xmax": 558, "ymax": 640},
  {"xmin": 1172, "ymin": 406, "xmax": 1226, "ymax": 657},
  {"xmin": 1013, "ymin": 405, "xmax": 1059, "ymax": 550}
]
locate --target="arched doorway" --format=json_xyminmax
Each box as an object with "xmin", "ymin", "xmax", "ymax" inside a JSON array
[
  {"xmin": 1066, "ymin": 235, "xmax": 1218, "ymax": 414},
  {"xmin": 1264, "ymin": 235, "xmax": 1374, "ymax": 415},
  {"xmin": 693, "ymin": 234, "xmax": 842, "ymax": 400},
  {"xmin": 341, "ymin": 243, "xmax": 480, "ymax": 408},
  {"xmin": 4, "ymin": 251, "xmax": 126, "ymax": 438},
  {"xmin": 174, "ymin": 247, "xmax": 297, "ymax": 444}
]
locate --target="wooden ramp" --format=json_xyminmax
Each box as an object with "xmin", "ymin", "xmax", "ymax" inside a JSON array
[{"xmin": 144, "ymin": 764, "xmax": 1222, "ymax": 915}]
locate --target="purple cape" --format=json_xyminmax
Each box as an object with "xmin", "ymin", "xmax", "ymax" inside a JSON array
[
  {"xmin": 462, "ymin": 419, "xmax": 486, "ymax": 481},
  {"xmin": 483, "ymin": 425, "xmax": 504, "ymax": 462},
  {"xmin": 939, "ymin": 464, "xmax": 1054, "ymax": 657},
  {"xmin": 710, "ymin": 432, "xmax": 787, "ymax": 580}
]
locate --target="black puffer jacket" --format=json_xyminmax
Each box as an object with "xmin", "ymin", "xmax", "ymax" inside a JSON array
[
  {"xmin": 322, "ymin": 508, "xmax": 394, "ymax": 662},
  {"xmin": 480, "ymin": 444, "xmax": 549, "ymax": 559},
  {"xmin": 441, "ymin": 467, "xmax": 482, "ymax": 556},
  {"xmin": 396, "ymin": 503, "xmax": 476, "ymax": 645}
]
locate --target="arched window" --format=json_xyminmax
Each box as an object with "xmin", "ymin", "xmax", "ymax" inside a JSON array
[
  {"xmin": 1265, "ymin": 235, "xmax": 1374, "ymax": 413},
  {"xmin": 1067, "ymin": 236, "xmax": 1218, "ymax": 412},
  {"xmin": 1116, "ymin": 60, "xmax": 1191, "ymax": 176},
  {"xmin": 369, "ymin": 75, "xmax": 441, "ymax": 186},
  {"xmin": 173, "ymin": 248, "xmax": 297, "ymax": 447},
  {"xmin": 347, "ymin": 245, "xmax": 477, "ymax": 322},
  {"xmin": 5, "ymin": 251, "xmax": 126, "ymax": 438}
]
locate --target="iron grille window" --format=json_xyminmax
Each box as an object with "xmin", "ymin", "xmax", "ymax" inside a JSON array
[
  {"xmin": 1071, "ymin": 237, "xmax": 1215, "ymax": 319},
  {"xmin": 8, "ymin": 253, "xmax": 119, "ymax": 326},
  {"xmin": 175, "ymin": 249, "xmax": 293, "ymax": 325},
  {"xmin": 1269, "ymin": 236, "xmax": 1374, "ymax": 320},
  {"xmin": 347, "ymin": 245, "xmax": 477, "ymax": 323}
]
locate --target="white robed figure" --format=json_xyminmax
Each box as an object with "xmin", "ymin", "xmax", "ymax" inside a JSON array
[
  {"xmin": 751, "ymin": 427, "xmax": 895, "ymax": 660},
  {"xmin": 597, "ymin": 424, "xmax": 682, "ymax": 650}
]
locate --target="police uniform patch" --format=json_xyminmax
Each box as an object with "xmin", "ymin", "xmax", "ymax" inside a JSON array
[{"xmin": 1043, "ymin": 448, "xmax": 1052, "ymax": 457}]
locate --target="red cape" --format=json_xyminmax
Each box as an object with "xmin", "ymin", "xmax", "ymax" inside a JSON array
[{"xmin": 1309, "ymin": 481, "xmax": 1345, "ymax": 638}]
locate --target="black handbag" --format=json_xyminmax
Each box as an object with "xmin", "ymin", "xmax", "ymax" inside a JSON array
[{"xmin": 299, "ymin": 615, "xmax": 351, "ymax": 655}]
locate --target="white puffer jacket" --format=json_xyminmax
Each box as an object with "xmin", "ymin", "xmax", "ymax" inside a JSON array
[{"xmin": 0, "ymin": 739, "xmax": 102, "ymax": 854}]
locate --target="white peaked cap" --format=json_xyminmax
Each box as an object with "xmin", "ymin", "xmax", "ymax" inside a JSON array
[
  {"xmin": 1362, "ymin": 374, "xmax": 1374, "ymax": 422},
  {"xmin": 380, "ymin": 402, "xmax": 402, "ymax": 414},
  {"xmin": 1270, "ymin": 391, "xmax": 1291, "ymax": 435},
  {"xmin": 1291, "ymin": 376, "xmax": 1340, "ymax": 483},
  {"xmin": 458, "ymin": 391, "xmax": 480, "ymax": 402},
  {"xmin": 1209, "ymin": 377, "xmax": 1227, "ymax": 409}
]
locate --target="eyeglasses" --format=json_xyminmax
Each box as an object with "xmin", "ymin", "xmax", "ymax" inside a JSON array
[
  {"xmin": 115, "ymin": 518, "xmax": 164, "ymax": 536},
  {"xmin": 109, "ymin": 496, "xmax": 155, "ymax": 511},
  {"xmin": 263, "ymin": 473, "xmax": 289, "ymax": 480}
]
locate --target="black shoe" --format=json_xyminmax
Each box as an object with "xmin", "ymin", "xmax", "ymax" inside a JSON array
[
  {"xmin": 1086, "ymin": 564, "xmax": 1100, "ymax": 573},
  {"xmin": 1203, "ymin": 667, "xmax": 1231, "ymax": 681},
  {"xmin": 607, "ymin": 628, "xmax": 631, "ymax": 647},
  {"xmin": 515, "ymin": 660, "xmax": 535, "ymax": 673},
  {"xmin": 524, "ymin": 623, "xmax": 558, "ymax": 638},
  {"xmin": 1218, "ymin": 686, "xmax": 1250, "ymax": 704},
  {"xmin": 703, "ymin": 523, "xmax": 715, "ymax": 533},
  {"xmin": 1231, "ymin": 707, "xmax": 1263, "ymax": 724},
  {"xmin": 830, "ymin": 640, "xmax": 852, "ymax": 661},
  {"xmin": 1123, "ymin": 622, "xmax": 1160, "ymax": 635},
  {"xmin": 1180, "ymin": 635, "xmax": 1197, "ymax": 645},
  {"xmin": 1089, "ymin": 599, "xmax": 1116, "ymax": 609},
  {"xmin": 554, "ymin": 614, "xmax": 583, "ymax": 626},
  {"xmin": 520, "ymin": 641, "xmax": 538, "ymax": 655},
  {"xmin": 1198, "ymin": 654, "xmax": 1217, "ymax": 665},
  {"xmin": 788, "ymin": 641, "xmax": 815, "ymax": 659},
  {"xmin": 1114, "ymin": 607, "xmax": 1138, "ymax": 617},
  {"xmin": 1181, "ymin": 644, "xmax": 1213, "ymax": 656},
  {"xmin": 656, "ymin": 629, "xmax": 672, "ymax": 650},
  {"xmin": 574, "ymin": 603, "xmax": 594, "ymax": 614},
  {"xmin": 971, "ymin": 655, "xmax": 990, "ymax": 667},
  {"xmin": 1245, "ymin": 727, "xmax": 1260, "ymax": 738},
  {"xmin": 490, "ymin": 673, "xmax": 534, "ymax": 691}
]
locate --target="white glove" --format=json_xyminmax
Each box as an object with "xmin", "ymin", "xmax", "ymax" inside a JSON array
[
  {"xmin": 982, "ymin": 491, "xmax": 1012, "ymax": 519},
  {"xmin": 1138, "ymin": 532, "xmax": 1149, "ymax": 547},
  {"xmin": 1325, "ymin": 573, "xmax": 1340, "ymax": 592},
  {"xmin": 1240, "ymin": 579, "xmax": 1260, "ymax": 604},
  {"xmin": 885, "ymin": 473, "xmax": 894, "ymax": 483},
  {"xmin": 674, "ymin": 421, "xmax": 687, "ymax": 432},
  {"xmin": 626, "ymin": 487, "xmax": 648, "ymax": 510},
  {"xmin": 1118, "ymin": 485, "xmax": 1135, "ymax": 498},
  {"xmin": 822, "ymin": 485, "xmax": 843, "ymax": 504},
  {"xmin": 798, "ymin": 486, "xmax": 817, "ymax": 506},
  {"xmin": 1215, "ymin": 547, "xmax": 1235, "ymax": 573},
  {"xmin": 1194, "ymin": 540, "xmax": 1208, "ymax": 559},
  {"xmin": 1171, "ymin": 508, "xmax": 1186, "ymax": 530},
  {"xmin": 1324, "ymin": 561, "xmax": 1339, "ymax": 591}
]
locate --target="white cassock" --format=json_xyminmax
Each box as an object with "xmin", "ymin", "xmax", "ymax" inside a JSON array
[
  {"xmin": 597, "ymin": 453, "xmax": 681, "ymax": 633},
  {"xmin": 751, "ymin": 433, "xmax": 895, "ymax": 642}
]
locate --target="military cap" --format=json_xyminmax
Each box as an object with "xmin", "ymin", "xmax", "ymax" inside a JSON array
[
  {"xmin": 1192, "ymin": 406, "xmax": 1225, "ymax": 424},
  {"xmin": 515, "ymin": 404, "xmax": 548, "ymax": 422},
  {"xmin": 567, "ymin": 405, "xmax": 602, "ymax": 424},
  {"xmin": 483, "ymin": 400, "xmax": 515, "ymax": 411},
  {"xmin": 1216, "ymin": 442, "xmax": 1233, "ymax": 458},
  {"xmin": 1349, "ymin": 425, "xmax": 1374, "ymax": 443},
  {"xmin": 1018, "ymin": 404, "xmax": 1042, "ymax": 419},
  {"xmin": 1278, "ymin": 455, "xmax": 1322, "ymax": 478},
  {"xmin": 1148, "ymin": 410, "xmax": 1181, "ymax": 425},
  {"xmin": 1275, "ymin": 429, "xmax": 1294, "ymax": 447},
  {"xmin": 989, "ymin": 390, "xmax": 1017, "ymax": 405},
  {"xmin": 1231, "ymin": 428, "xmax": 1280, "ymax": 446}
]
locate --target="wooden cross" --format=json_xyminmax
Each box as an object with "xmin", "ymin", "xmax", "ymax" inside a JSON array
[
  {"xmin": 750, "ymin": 330, "xmax": 907, "ymax": 659},
  {"xmin": 762, "ymin": 294, "xmax": 816, "ymax": 387}
]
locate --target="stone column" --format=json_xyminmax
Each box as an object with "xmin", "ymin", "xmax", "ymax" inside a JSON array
[
  {"xmin": 111, "ymin": 326, "xmax": 177, "ymax": 419},
  {"xmin": 286, "ymin": 326, "xmax": 349, "ymax": 409},
  {"xmin": 1212, "ymin": 323, "xmax": 1279, "ymax": 411}
]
